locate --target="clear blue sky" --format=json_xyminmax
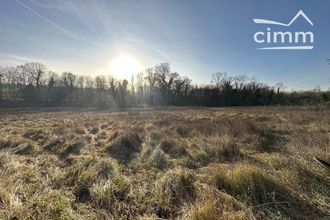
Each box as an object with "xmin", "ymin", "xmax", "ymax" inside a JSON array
[{"xmin": 0, "ymin": 0, "xmax": 329, "ymax": 90}]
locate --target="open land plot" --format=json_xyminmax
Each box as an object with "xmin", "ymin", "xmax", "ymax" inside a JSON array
[{"xmin": 0, "ymin": 107, "xmax": 329, "ymax": 219}]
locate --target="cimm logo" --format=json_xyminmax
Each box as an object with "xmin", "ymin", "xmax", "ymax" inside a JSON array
[{"xmin": 253, "ymin": 10, "xmax": 314, "ymax": 50}]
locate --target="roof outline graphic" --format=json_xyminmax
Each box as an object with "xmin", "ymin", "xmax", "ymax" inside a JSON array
[{"xmin": 253, "ymin": 10, "xmax": 313, "ymax": 26}]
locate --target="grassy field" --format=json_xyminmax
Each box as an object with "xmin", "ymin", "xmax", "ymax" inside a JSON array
[{"xmin": 0, "ymin": 107, "xmax": 329, "ymax": 219}]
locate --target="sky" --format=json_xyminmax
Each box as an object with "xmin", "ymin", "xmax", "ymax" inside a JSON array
[{"xmin": 0, "ymin": 0, "xmax": 329, "ymax": 90}]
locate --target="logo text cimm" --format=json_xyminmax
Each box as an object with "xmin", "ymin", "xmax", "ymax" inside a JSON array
[{"xmin": 253, "ymin": 10, "xmax": 314, "ymax": 50}]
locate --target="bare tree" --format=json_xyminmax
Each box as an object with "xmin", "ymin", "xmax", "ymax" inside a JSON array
[
  {"xmin": 173, "ymin": 77, "xmax": 185, "ymax": 96},
  {"xmin": 2, "ymin": 67, "xmax": 17, "ymax": 100},
  {"xmin": 14, "ymin": 65, "xmax": 30, "ymax": 100},
  {"xmin": 212, "ymin": 72, "xmax": 227, "ymax": 89},
  {"xmin": 61, "ymin": 72, "xmax": 77, "ymax": 104},
  {"xmin": 22, "ymin": 62, "xmax": 46, "ymax": 100},
  {"xmin": 77, "ymin": 76, "xmax": 85, "ymax": 104},
  {"xmin": 275, "ymin": 82, "xmax": 285, "ymax": 103},
  {"xmin": 95, "ymin": 75, "xmax": 107, "ymax": 92},
  {"xmin": 233, "ymin": 75, "xmax": 248, "ymax": 91},
  {"xmin": 0, "ymin": 61, "xmax": 326, "ymax": 108},
  {"xmin": 145, "ymin": 68, "xmax": 156, "ymax": 89},
  {"xmin": 118, "ymin": 79, "xmax": 128, "ymax": 107},
  {"xmin": 154, "ymin": 63, "xmax": 179, "ymax": 103},
  {"xmin": 85, "ymin": 76, "xmax": 95, "ymax": 103},
  {"xmin": 94, "ymin": 75, "xmax": 111, "ymax": 108},
  {"xmin": 136, "ymin": 72, "xmax": 144, "ymax": 97},
  {"xmin": 46, "ymin": 71, "xmax": 58, "ymax": 102},
  {"xmin": 155, "ymin": 63, "xmax": 170, "ymax": 91},
  {"xmin": 145, "ymin": 68, "xmax": 156, "ymax": 103},
  {"xmin": 108, "ymin": 75, "xmax": 117, "ymax": 99},
  {"xmin": 182, "ymin": 77, "xmax": 192, "ymax": 96}
]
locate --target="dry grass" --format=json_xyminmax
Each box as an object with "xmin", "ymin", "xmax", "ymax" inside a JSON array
[{"xmin": 0, "ymin": 106, "xmax": 329, "ymax": 219}]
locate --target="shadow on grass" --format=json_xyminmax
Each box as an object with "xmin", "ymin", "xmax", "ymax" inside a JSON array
[
  {"xmin": 107, "ymin": 131, "xmax": 142, "ymax": 164},
  {"xmin": 258, "ymin": 131, "xmax": 288, "ymax": 153},
  {"xmin": 214, "ymin": 165, "xmax": 326, "ymax": 219}
]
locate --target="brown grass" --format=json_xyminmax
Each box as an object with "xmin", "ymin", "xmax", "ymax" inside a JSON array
[{"xmin": 0, "ymin": 106, "xmax": 329, "ymax": 219}]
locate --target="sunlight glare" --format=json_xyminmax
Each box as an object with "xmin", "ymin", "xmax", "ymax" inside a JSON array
[{"xmin": 109, "ymin": 54, "xmax": 142, "ymax": 80}]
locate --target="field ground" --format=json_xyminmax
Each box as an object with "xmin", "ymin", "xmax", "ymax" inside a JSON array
[{"xmin": 0, "ymin": 106, "xmax": 329, "ymax": 219}]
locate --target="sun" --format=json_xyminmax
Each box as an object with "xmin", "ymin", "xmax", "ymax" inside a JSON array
[{"xmin": 109, "ymin": 54, "xmax": 142, "ymax": 80}]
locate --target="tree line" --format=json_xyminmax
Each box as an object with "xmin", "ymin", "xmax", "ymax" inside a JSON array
[{"xmin": 0, "ymin": 62, "xmax": 328, "ymax": 108}]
